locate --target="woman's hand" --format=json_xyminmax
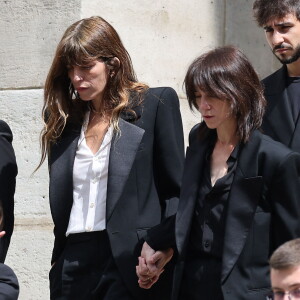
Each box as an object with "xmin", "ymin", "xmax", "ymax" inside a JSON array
[{"xmin": 136, "ymin": 241, "xmax": 174, "ymax": 289}]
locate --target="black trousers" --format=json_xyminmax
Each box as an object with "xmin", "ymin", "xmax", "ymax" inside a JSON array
[{"xmin": 49, "ymin": 231, "xmax": 134, "ymax": 300}]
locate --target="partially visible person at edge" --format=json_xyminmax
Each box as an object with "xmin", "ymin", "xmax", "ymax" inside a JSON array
[
  {"xmin": 253, "ymin": 0, "xmax": 300, "ymax": 152},
  {"xmin": 0, "ymin": 120, "xmax": 19, "ymax": 299},
  {"xmin": 266, "ymin": 238, "xmax": 300, "ymax": 300},
  {"xmin": 38, "ymin": 16, "xmax": 184, "ymax": 300},
  {"xmin": 136, "ymin": 46, "xmax": 300, "ymax": 300}
]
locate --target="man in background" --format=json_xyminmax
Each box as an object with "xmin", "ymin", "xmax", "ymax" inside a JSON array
[
  {"xmin": 253, "ymin": 0, "xmax": 300, "ymax": 151},
  {"xmin": 267, "ymin": 239, "xmax": 300, "ymax": 300}
]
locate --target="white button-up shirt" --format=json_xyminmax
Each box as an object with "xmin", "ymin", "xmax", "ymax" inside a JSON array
[{"xmin": 66, "ymin": 112, "xmax": 113, "ymax": 236}]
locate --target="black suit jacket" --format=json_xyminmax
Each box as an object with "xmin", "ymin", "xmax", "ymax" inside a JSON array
[
  {"xmin": 172, "ymin": 125, "xmax": 300, "ymax": 300},
  {"xmin": 0, "ymin": 121, "xmax": 17, "ymax": 263},
  {"xmin": 0, "ymin": 263, "xmax": 19, "ymax": 300},
  {"xmin": 48, "ymin": 87, "xmax": 184, "ymax": 299},
  {"xmin": 262, "ymin": 66, "xmax": 300, "ymax": 151}
]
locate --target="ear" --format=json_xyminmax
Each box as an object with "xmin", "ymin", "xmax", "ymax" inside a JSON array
[{"xmin": 107, "ymin": 57, "xmax": 120, "ymax": 76}]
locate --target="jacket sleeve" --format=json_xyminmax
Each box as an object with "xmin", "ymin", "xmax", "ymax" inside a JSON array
[
  {"xmin": 0, "ymin": 263, "xmax": 19, "ymax": 299},
  {"xmin": 145, "ymin": 87, "xmax": 184, "ymax": 250},
  {"xmin": 153, "ymin": 87, "xmax": 185, "ymax": 218},
  {"xmin": 0, "ymin": 121, "xmax": 18, "ymax": 263},
  {"xmin": 270, "ymin": 151, "xmax": 300, "ymax": 251}
]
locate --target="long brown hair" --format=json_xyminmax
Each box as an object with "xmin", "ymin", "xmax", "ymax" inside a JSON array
[
  {"xmin": 39, "ymin": 16, "xmax": 147, "ymax": 168},
  {"xmin": 184, "ymin": 46, "xmax": 266, "ymax": 143}
]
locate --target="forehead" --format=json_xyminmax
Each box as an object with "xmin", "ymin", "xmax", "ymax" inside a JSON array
[
  {"xmin": 271, "ymin": 266, "xmax": 300, "ymax": 290},
  {"xmin": 264, "ymin": 13, "xmax": 299, "ymax": 27}
]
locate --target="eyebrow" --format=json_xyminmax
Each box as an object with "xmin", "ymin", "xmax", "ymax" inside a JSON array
[
  {"xmin": 272, "ymin": 283, "xmax": 300, "ymax": 290},
  {"xmin": 264, "ymin": 22, "xmax": 294, "ymax": 30}
]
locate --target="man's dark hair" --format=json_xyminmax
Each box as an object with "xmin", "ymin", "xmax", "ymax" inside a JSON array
[
  {"xmin": 270, "ymin": 239, "xmax": 300, "ymax": 270},
  {"xmin": 184, "ymin": 46, "xmax": 266, "ymax": 143},
  {"xmin": 253, "ymin": 0, "xmax": 300, "ymax": 27}
]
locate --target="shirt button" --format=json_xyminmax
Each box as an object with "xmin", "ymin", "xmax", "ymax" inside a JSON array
[{"xmin": 90, "ymin": 203, "xmax": 95, "ymax": 208}]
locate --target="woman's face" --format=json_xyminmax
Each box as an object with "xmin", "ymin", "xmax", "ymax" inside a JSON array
[
  {"xmin": 195, "ymin": 89, "xmax": 234, "ymax": 130},
  {"xmin": 68, "ymin": 59, "xmax": 109, "ymax": 103}
]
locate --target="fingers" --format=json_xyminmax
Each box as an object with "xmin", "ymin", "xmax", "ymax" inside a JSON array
[
  {"xmin": 137, "ymin": 271, "xmax": 164, "ymax": 289},
  {"xmin": 0, "ymin": 231, "xmax": 6, "ymax": 238},
  {"xmin": 148, "ymin": 248, "xmax": 174, "ymax": 270},
  {"xmin": 136, "ymin": 257, "xmax": 164, "ymax": 289}
]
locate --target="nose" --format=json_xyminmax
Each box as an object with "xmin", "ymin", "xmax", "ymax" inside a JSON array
[
  {"xmin": 271, "ymin": 30, "xmax": 284, "ymax": 47},
  {"xmin": 68, "ymin": 66, "xmax": 83, "ymax": 83},
  {"xmin": 198, "ymin": 98, "xmax": 211, "ymax": 111}
]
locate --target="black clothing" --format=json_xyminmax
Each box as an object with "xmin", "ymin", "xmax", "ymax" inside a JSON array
[
  {"xmin": 49, "ymin": 231, "xmax": 133, "ymax": 300},
  {"xmin": 286, "ymin": 76, "xmax": 300, "ymax": 123},
  {"xmin": 0, "ymin": 263, "xmax": 19, "ymax": 300},
  {"xmin": 0, "ymin": 120, "xmax": 17, "ymax": 263},
  {"xmin": 48, "ymin": 87, "xmax": 184, "ymax": 300},
  {"xmin": 262, "ymin": 65, "xmax": 300, "ymax": 151},
  {"xmin": 189, "ymin": 141, "xmax": 239, "ymax": 257},
  {"xmin": 148, "ymin": 127, "xmax": 300, "ymax": 300},
  {"xmin": 183, "ymin": 140, "xmax": 238, "ymax": 299}
]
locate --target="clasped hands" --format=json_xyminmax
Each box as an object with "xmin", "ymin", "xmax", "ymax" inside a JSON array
[{"xmin": 136, "ymin": 241, "xmax": 174, "ymax": 289}]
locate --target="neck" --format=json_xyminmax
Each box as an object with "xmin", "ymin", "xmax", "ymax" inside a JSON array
[
  {"xmin": 216, "ymin": 120, "xmax": 239, "ymax": 147},
  {"xmin": 287, "ymin": 59, "xmax": 300, "ymax": 77}
]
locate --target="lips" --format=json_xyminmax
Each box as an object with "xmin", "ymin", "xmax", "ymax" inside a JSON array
[
  {"xmin": 276, "ymin": 48, "xmax": 289, "ymax": 53},
  {"xmin": 203, "ymin": 115, "xmax": 213, "ymax": 119},
  {"xmin": 76, "ymin": 87, "xmax": 88, "ymax": 92},
  {"xmin": 273, "ymin": 44, "xmax": 293, "ymax": 54}
]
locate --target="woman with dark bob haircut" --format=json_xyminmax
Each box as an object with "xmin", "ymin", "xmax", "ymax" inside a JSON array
[
  {"xmin": 136, "ymin": 46, "xmax": 300, "ymax": 300},
  {"xmin": 39, "ymin": 16, "xmax": 184, "ymax": 300}
]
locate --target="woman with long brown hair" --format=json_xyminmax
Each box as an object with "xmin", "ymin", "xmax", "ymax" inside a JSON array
[
  {"xmin": 137, "ymin": 46, "xmax": 300, "ymax": 300},
  {"xmin": 40, "ymin": 16, "xmax": 184, "ymax": 300}
]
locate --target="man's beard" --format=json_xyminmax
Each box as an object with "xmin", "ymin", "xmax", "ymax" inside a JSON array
[{"xmin": 273, "ymin": 43, "xmax": 300, "ymax": 64}]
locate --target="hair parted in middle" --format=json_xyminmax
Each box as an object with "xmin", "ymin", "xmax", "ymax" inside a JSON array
[
  {"xmin": 40, "ymin": 16, "xmax": 148, "ymax": 166},
  {"xmin": 184, "ymin": 46, "xmax": 266, "ymax": 143},
  {"xmin": 253, "ymin": 0, "xmax": 300, "ymax": 27},
  {"xmin": 270, "ymin": 238, "xmax": 300, "ymax": 270}
]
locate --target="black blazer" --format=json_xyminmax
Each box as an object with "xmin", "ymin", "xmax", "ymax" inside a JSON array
[
  {"xmin": 0, "ymin": 120, "xmax": 17, "ymax": 263},
  {"xmin": 172, "ymin": 125, "xmax": 300, "ymax": 300},
  {"xmin": 262, "ymin": 66, "xmax": 300, "ymax": 151},
  {"xmin": 48, "ymin": 87, "xmax": 184, "ymax": 299},
  {"xmin": 0, "ymin": 263, "xmax": 19, "ymax": 300}
]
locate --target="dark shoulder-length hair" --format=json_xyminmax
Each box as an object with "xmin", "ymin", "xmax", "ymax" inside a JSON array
[
  {"xmin": 184, "ymin": 46, "xmax": 266, "ymax": 143},
  {"xmin": 39, "ymin": 16, "xmax": 148, "ymax": 168}
]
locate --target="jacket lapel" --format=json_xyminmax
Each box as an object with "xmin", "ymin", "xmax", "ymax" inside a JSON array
[
  {"xmin": 176, "ymin": 137, "xmax": 209, "ymax": 256},
  {"xmin": 49, "ymin": 124, "xmax": 81, "ymax": 227},
  {"xmin": 263, "ymin": 66, "xmax": 294, "ymax": 145},
  {"xmin": 221, "ymin": 130, "xmax": 263, "ymax": 282},
  {"xmin": 106, "ymin": 118, "xmax": 144, "ymax": 221},
  {"xmin": 290, "ymin": 114, "xmax": 300, "ymax": 151}
]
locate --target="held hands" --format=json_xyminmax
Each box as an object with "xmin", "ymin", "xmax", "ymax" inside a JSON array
[{"xmin": 136, "ymin": 241, "xmax": 174, "ymax": 289}]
